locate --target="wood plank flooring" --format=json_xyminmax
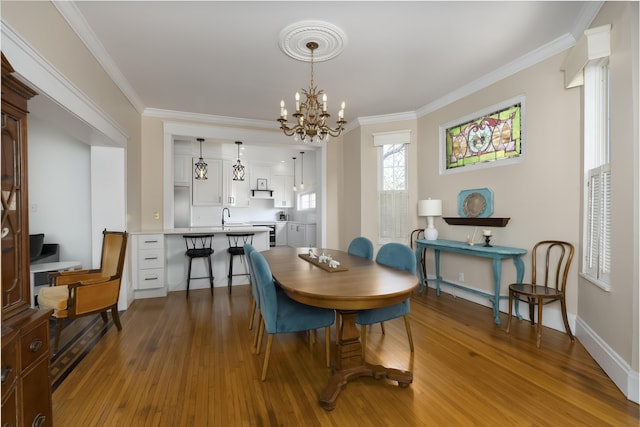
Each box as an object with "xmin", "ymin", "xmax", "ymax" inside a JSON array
[{"xmin": 52, "ymin": 286, "xmax": 639, "ymax": 426}]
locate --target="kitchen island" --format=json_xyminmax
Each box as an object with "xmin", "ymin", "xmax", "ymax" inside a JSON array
[{"xmin": 131, "ymin": 226, "xmax": 270, "ymax": 299}]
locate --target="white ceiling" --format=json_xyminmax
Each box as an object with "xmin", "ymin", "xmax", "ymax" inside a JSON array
[{"xmin": 30, "ymin": 1, "xmax": 601, "ymax": 142}]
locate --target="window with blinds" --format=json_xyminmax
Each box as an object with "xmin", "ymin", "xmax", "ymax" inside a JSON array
[
  {"xmin": 582, "ymin": 60, "xmax": 611, "ymax": 290},
  {"xmin": 585, "ymin": 164, "xmax": 611, "ymax": 284}
]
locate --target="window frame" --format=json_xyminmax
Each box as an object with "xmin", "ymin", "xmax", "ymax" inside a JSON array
[
  {"xmin": 581, "ymin": 59, "xmax": 611, "ymax": 290},
  {"xmin": 377, "ymin": 142, "xmax": 409, "ymax": 244}
]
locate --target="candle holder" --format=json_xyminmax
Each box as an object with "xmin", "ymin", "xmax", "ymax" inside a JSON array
[{"xmin": 484, "ymin": 235, "xmax": 492, "ymax": 247}]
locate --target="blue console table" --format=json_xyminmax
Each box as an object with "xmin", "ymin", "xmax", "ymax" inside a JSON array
[{"xmin": 414, "ymin": 239, "xmax": 527, "ymax": 324}]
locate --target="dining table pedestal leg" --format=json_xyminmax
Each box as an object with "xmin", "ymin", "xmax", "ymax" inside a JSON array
[{"xmin": 318, "ymin": 310, "xmax": 413, "ymax": 411}]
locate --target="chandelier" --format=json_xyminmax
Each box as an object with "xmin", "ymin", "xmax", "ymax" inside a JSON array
[
  {"xmin": 232, "ymin": 141, "xmax": 245, "ymax": 181},
  {"xmin": 278, "ymin": 41, "xmax": 346, "ymax": 143},
  {"xmin": 194, "ymin": 138, "xmax": 207, "ymax": 180}
]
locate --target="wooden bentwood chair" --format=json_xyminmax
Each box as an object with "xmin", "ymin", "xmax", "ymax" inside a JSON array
[
  {"xmin": 410, "ymin": 229, "xmax": 427, "ymax": 291},
  {"xmin": 506, "ymin": 240, "xmax": 575, "ymax": 348},
  {"xmin": 38, "ymin": 229, "xmax": 128, "ymax": 353}
]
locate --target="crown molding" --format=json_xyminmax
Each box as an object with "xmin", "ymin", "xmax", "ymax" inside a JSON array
[
  {"xmin": 356, "ymin": 111, "xmax": 418, "ymax": 127},
  {"xmin": 53, "ymin": 1, "xmax": 146, "ymax": 113},
  {"xmin": 1, "ymin": 20, "xmax": 128, "ymax": 147},
  {"xmin": 416, "ymin": 32, "xmax": 577, "ymax": 118},
  {"xmin": 143, "ymin": 108, "xmax": 278, "ymax": 130}
]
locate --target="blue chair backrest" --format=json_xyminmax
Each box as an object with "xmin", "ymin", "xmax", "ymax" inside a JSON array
[
  {"xmin": 348, "ymin": 237, "xmax": 374, "ymax": 260},
  {"xmin": 244, "ymin": 244, "xmax": 259, "ymax": 306},
  {"xmin": 376, "ymin": 242, "xmax": 416, "ymax": 275},
  {"xmin": 249, "ymin": 250, "xmax": 278, "ymax": 333}
]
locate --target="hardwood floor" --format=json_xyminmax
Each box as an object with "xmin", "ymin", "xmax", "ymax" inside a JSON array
[{"xmin": 52, "ymin": 285, "xmax": 639, "ymax": 426}]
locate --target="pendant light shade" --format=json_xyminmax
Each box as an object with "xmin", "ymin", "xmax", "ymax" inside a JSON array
[
  {"xmin": 194, "ymin": 138, "xmax": 208, "ymax": 180},
  {"xmin": 233, "ymin": 141, "xmax": 245, "ymax": 181},
  {"xmin": 299, "ymin": 151, "xmax": 305, "ymax": 190},
  {"xmin": 292, "ymin": 157, "xmax": 297, "ymax": 192}
]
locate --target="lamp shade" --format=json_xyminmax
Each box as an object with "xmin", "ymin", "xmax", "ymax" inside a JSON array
[{"xmin": 418, "ymin": 199, "xmax": 442, "ymax": 217}]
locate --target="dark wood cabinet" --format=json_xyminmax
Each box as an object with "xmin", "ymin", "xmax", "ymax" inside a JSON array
[{"xmin": 2, "ymin": 52, "xmax": 53, "ymax": 427}]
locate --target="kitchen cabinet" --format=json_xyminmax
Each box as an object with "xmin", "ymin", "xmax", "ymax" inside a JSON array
[
  {"xmin": 287, "ymin": 222, "xmax": 316, "ymax": 247},
  {"xmin": 132, "ymin": 234, "xmax": 166, "ymax": 293},
  {"xmin": 192, "ymin": 157, "xmax": 222, "ymax": 205},
  {"xmin": 224, "ymin": 161, "xmax": 250, "ymax": 207},
  {"xmin": 272, "ymin": 175, "xmax": 294, "ymax": 208},
  {"xmin": 174, "ymin": 154, "xmax": 192, "ymax": 186},
  {"xmin": 275, "ymin": 222, "xmax": 287, "ymax": 246}
]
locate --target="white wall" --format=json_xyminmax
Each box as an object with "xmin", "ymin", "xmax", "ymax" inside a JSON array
[{"xmin": 28, "ymin": 117, "xmax": 92, "ymax": 267}]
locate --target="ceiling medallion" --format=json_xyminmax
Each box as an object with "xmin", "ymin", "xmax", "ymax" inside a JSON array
[{"xmin": 278, "ymin": 20, "xmax": 347, "ymax": 63}]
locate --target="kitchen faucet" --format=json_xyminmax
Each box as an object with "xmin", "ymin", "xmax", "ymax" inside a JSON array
[{"xmin": 222, "ymin": 207, "xmax": 230, "ymax": 226}]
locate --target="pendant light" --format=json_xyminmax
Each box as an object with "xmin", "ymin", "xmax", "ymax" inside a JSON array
[
  {"xmin": 194, "ymin": 138, "xmax": 208, "ymax": 180},
  {"xmin": 232, "ymin": 141, "xmax": 245, "ymax": 181},
  {"xmin": 299, "ymin": 151, "xmax": 305, "ymax": 190},
  {"xmin": 292, "ymin": 157, "xmax": 297, "ymax": 192}
]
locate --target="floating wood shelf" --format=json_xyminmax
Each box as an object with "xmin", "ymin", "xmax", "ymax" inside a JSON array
[
  {"xmin": 251, "ymin": 189, "xmax": 274, "ymax": 197},
  {"xmin": 443, "ymin": 217, "xmax": 510, "ymax": 227}
]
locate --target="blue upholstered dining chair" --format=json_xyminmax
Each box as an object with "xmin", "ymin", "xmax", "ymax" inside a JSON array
[
  {"xmin": 347, "ymin": 236, "xmax": 374, "ymax": 260},
  {"xmin": 356, "ymin": 242, "xmax": 416, "ymax": 356},
  {"xmin": 249, "ymin": 250, "xmax": 336, "ymax": 381},
  {"xmin": 244, "ymin": 244, "xmax": 260, "ymax": 331}
]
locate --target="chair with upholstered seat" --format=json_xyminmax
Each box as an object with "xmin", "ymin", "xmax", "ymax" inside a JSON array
[
  {"xmin": 183, "ymin": 234, "xmax": 215, "ymax": 297},
  {"xmin": 506, "ymin": 240, "xmax": 575, "ymax": 348},
  {"xmin": 227, "ymin": 232, "xmax": 254, "ymax": 293},
  {"xmin": 356, "ymin": 242, "xmax": 415, "ymax": 357},
  {"xmin": 249, "ymin": 250, "xmax": 335, "ymax": 381},
  {"xmin": 347, "ymin": 236, "xmax": 374, "ymax": 260},
  {"xmin": 38, "ymin": 229, "xmax": 128, "ymax": 353},
  {"xmin": 244, "ymin": 243, "xmax": 259, "ymax": 332}
]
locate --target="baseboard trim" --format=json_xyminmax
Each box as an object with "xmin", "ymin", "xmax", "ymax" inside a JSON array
[{"xmin": 576, "ymin": 316, "xmax": 638, "ymax": 403}]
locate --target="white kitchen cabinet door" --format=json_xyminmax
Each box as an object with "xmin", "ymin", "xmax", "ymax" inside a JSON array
[
  {"xmin": 192, "ymin": 157, "xmax": 223, "ymax": 206},
  {"xmin": 224, "ymin": 161, "xmax": 250, "ymax": 207},
  {"xmin": 287, "ymin": 223, "xmax": 304, "ymax": 247},
  {"xmin": 287, "ymin": 223, "xmax": 316, "ymax": 247},
  {"xmin": 273, "ymin": 175, "xmax": 294, "ymax": 208},
  {"xmin": 275, "ymin": 222, "xmax": 287, "ymax": 246},
  {"xmin": 174, "ymin": 154, "xmax": 192, "ymax": 186}
]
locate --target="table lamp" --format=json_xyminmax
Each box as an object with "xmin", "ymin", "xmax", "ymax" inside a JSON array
[{"xmin": 418, "ymin": 198, "xmax": 442, "ymax": 240}]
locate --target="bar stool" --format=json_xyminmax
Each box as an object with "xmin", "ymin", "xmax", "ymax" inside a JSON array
[
  {"xmin": 227, "ymin": 232, "xmax": 254, "ymax": 293},
  {"xmin": 183, "ymin": 234, "xmax": 215, "ymax": 298}
]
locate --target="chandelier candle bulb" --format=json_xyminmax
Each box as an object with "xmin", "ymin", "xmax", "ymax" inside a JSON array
[{"xmin": 323, "ymin": 94, "xmax": 327, "ymax": 111}]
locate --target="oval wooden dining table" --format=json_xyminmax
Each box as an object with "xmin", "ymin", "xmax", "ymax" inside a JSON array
[{"xmin": 261, "ymin": 246, "xmax": 419, "ymax": 411}]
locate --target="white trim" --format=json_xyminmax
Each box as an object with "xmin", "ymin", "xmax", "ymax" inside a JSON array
[
  {"xmin": 144, "ymin": 108, "xmax": 277, "ymax": 131},
  {"xmin": 561, "ymin": 24, "xmax": 611, "ymax": 89},
  {"xmin": 418, "ymin": 33, "xmax": 575, "ymax": 118},
  {"xmin": 357, "ymin": 111, "xmax": 418, "ymax": 126},
  {"xmin": 372, "ymin": 130, "xmax": 411, "ymax": 146},
  {"xmin": 576, "ymin": 316, "xmax": 640, "ymax": 404},
  {"xmin": 53, "ymin": 1, "xmax": 146, "ymax": 113},
  {"xmin": 0, "ymin": 20, "xmax": 129, "ymax": 147}
]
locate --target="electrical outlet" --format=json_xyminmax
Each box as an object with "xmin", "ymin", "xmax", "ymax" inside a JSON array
[
  {"xmin": 458, "ymin": 272, "xmax": 464, "ymax": 282},
  {"xmin": 153, "ymin": 211, "xmax": 160, "ymax": 220}
]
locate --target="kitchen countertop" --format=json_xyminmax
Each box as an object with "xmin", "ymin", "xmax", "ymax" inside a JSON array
[{"xmin": 131, "ymin": 226, "xmax": 271, "ymax": 235}]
